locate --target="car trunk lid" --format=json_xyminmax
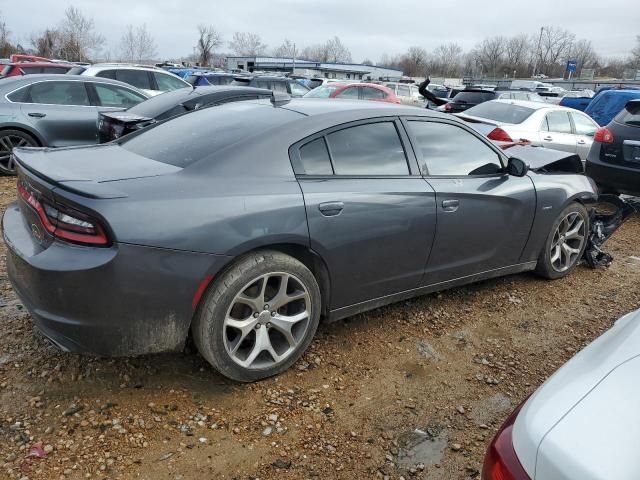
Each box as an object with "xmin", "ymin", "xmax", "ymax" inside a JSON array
[{"xmin": 13, "ymin": 145, "xmax": 181, "ymax": 198}]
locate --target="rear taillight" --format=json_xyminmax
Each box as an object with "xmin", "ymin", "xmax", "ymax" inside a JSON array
[
  {"xmin": 487, "ymin": 128, "xmax": 514, "ymax": 142},
  {"xmin": 18, "ymin": 181, "xmax": 109, "ymax": 246},
  {"xmin": 593, "ymin": 127, "xmax": 614, "ymax": 144},
  {"xmin": 482, "ymin": 402, "xmax": 531, "ymax": 480}
]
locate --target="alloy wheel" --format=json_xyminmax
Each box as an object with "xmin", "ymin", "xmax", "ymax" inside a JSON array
[
  {"xmin": 550, "ymin": 211, "xmax": 586, "ymax": 273},
  {"xmin": 0, "ymin": 134, "xmax": 32, "ymax": 174},
  {"xmin": 223, "ymin": 272, "xmax": 311, "ymax": 370}
]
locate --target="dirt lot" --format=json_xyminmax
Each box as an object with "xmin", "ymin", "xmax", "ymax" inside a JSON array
[{"xmin": 1, "ymin": 175, "xmax": 639, "ymax": 480}]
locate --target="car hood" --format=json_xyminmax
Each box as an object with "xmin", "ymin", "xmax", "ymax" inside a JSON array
[
  {"xmin": 14, "ymin": 145, "xmax": 181, "ymax": 198},
  {"xmin": 512, "ymin": 310, "xmax": 640, "ymax": 477}
]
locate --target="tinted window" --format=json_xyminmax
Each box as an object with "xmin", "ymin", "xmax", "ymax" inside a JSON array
[
  {"xmin": 7, "ymin": 86, "xmax": 29, "ymax": 103},
  {"xmin": 122, "ymin": 102, "xmax": 301, "ymax": 167},
  {"xmin": 94, "ymin": 83, "xmax": 147, "ymax": 107},
  {"xmin": 115, "ymin": 70, "xmax": 152, "ymax": 90},
  {"xmin": 20, "ymin": 67, "xmax": 43, "ymax": 74},
  {"xmin": 326, "ymin": 122, "xmax": 409, "ymax": 175},
  {"xmin": 28, "ymin": 81, "xmax": 90, "ymax": 106},
  {"xmin": 397, "ymin": 85, "xmax": 410, "ymax": 97},
  {"xmin": 42, "ymin": 66, "xmax": 70, "ymax": 74},
  {"xmin": 361, "ymin": 87, "xmax": 385, "ymax": 100},
  {"xmin": 408, "ymin": 121, "xmax": 502, "ymax": 176},
  {"xmin": 336, "ymin": 87, "xmax": 359, "ymax": 99},
  {"xmin": 206, "ymin": 75, "xmax": 233, "ymax": 86},
  {"xmin": 298, "ymin": 137, "xmax": 333, "ymax": 175},
  {"xmin": 96, "ymin": 69, "xmax": 116, "ymax": 79},
  {"xmin": 615, "ymin": 102, "xmax": 640, "ymax": 127},
  {"xmin": 153, "ymin": 72, "xmax": 187, "ymax": 91},
  {"xmin": 463, "ymin": 102, "xmax": 535, "ymax": 124},
  {"xmin": 571, "ymin": 112, "xmax": 597, "ymax": 136},
  {"xmin": 453, "ymin": 91, "xmax": 495, "ymax": 103},
  {"xmin": 544, "ymin": 111, "xmax": 572, "ymax": 134}
]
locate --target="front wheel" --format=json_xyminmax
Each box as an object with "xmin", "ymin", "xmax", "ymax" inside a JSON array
[
  {"xmin": 0, "ymin": 130, "xmax": 38, "ymax": 175},
  {"xmin": 192, "ymin": 251, "xmax": 321, "ymax": 382},
  {"xmin": 535, "ymin": 202, "xmax": 589, "ymax": 279}
]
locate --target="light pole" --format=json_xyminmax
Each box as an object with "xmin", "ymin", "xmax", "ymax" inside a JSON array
[{"xmin": 532, "ymin": 26, "xmax": 544, "ymax": 77}]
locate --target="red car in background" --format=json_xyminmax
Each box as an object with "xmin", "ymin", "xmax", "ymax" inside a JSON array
[
  {"xmin": 304, "ymin": 82, "xmax": 402, "ymax": 104},
  {"xmin": 0, "ymin": 54, "xmax": 74, "ymax": 78}
]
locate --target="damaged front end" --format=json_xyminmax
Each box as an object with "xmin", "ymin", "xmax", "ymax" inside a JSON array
[{"xmin": 584, "ymin": 194, "xmax": 637, "ymax": 268}]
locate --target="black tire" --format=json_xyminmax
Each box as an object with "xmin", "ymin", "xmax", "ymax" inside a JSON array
[
  {"xmin": 192, "ymin": 250, "xmax": 321, "ymax": 382},
  {"xmin": 0, "ymin": 129, "xmax": 39, "ymax": 175},
  {"xmin": 535, "ymin": 202, "xmax": 589, "ymax": 279}
]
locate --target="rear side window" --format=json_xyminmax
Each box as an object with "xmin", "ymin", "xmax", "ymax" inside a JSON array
[
  {"xmin": 20, "ymin": 66, "xmax": 43, "ymax": 75},
  {"xmin": 615, "ymin": 102, "xmax": 640, "ymax": 127},
  {"xmin": 544, "ymin": 111, "xmax": 572, "ymax": 134},
  {"xmin": 463, "ymin": 102, "xmax": 534, "ymax": 124},
  {"xmin": 335, "ymin": 87, "xmax": 359, "ymax": 99},
  {"xmin": 153, "ymin": 72, "xmax": 187, "ymax": 91},
  {"xmin": 326, "ymin": 122, "xmax": 409, "ymax": 175},
  {"xmin": 96, "ymin": 69, "xmax": 116, "ymax": 79},
  {"xmin": 408, "ymin": 121, "xmax": 502, "ymax": 176},
  {"xmin": 298, "ymin": 138, "xmax": 333, "ymax": 175},
  {"xmin": 28, "ymin": 81, "xmax": 90, "ymax": 106},
  {"xmin": 115, "ymin": 70, "xmax": 152, "ymax": 90},
  {"xmin": 7, "ymin": 86, "xmax": 30, "ymax": 103},
  {"xmin": 570, "ymin": 112, "xmax": 597, "ymax": 136},
  {"xmin": 94, "ymin": 83, "xmax": 147, "ymax": 107},
  {"xmin": 361, "ymin": 87, "xmax": 385, "ymax": 100}
]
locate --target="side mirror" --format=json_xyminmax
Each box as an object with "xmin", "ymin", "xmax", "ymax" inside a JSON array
[{"xmin": 507, "ymin": 157, "xmax": 529, "ymax": 177}]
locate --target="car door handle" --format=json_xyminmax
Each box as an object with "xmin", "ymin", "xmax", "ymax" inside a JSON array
[
  {"xmin": 318, "ymin": 202, "xmax": 344, "ymax": 217},
  {"xmin": 441, "ymin": 199, "xmax": 459, "ymax": 212},
  {"xmin": 543, "ymin": 136, "xmax": 553, "ymax": 141},
  {"xmin": 27, "ymin": 112, "xmax": 46, "ymax": 118}
]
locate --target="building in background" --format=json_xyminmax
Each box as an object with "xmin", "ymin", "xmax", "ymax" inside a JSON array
[{"xmin": 226, "ymin": 56, "xmax": 403, "ymax": 81}]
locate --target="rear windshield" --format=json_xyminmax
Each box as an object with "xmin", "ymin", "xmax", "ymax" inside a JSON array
[
  {"xmin": 463, "ymin": 101, "xmax": 535, "ymax": 124},
  {"xmin": 121, "ymin": 101, "xmax": 301, "ymax": 167},
  {"xmin": 128, "ymin": 87, "xmax": 193, "ymax": 117},
  {"xmin": 452, "ymin": 91, "xmax": 495, "ymax": 103},
  {"xmin": 615, "ymin": 102, "xmax": 640, "ymax": 127}
]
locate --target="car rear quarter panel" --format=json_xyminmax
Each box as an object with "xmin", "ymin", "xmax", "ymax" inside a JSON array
[{"xmin": 519, "ymin": 172, "xmax": 597, "ymax": 263}]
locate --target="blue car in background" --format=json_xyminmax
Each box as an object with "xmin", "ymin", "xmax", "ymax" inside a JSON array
[
  {"xmin": 184, "ymin": 72, "xmax": 235, "ymax": 86},
  {"xmin": 585, "ymin": 89, "xmax": 640, "ymax": 126}
]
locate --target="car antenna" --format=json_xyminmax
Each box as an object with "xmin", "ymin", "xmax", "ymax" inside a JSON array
[{"xmin": 271, "ymin": 91, "xmax": 291, "ymax": 107}]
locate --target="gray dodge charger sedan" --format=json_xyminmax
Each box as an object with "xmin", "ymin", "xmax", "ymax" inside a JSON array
[{"xmin": 3, "ymin": 98, "xmax": 597, "ymax": 381}]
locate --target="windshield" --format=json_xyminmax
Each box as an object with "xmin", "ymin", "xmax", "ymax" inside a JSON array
[
  {"xmin": 304, "ymin": 85, "xmax": 340, "ymax": 98},
  {"xmin": 463, "ymin": 101, "xmax": 535, "ymax": 124},
  {"xmin": 452, "ymin": 91, "xmax": 495, "ymax": 103}
]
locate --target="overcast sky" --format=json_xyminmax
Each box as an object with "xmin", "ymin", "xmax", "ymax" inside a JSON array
[{"xmin": 2, "ymin": 0, "xmax": 637, "ymax": 61}]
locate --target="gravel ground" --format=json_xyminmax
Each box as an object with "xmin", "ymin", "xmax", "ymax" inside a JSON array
[{"xmin": 1, "ymin": 175, "xmax": 639, "ymax": 480}]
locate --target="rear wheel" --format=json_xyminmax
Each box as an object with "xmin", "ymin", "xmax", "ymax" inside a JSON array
[
  {"xmin": 192, "ymin": 251, "xmax": 321, "ymax": 382},
  {"xmin": 0, "ymin": 130, "xmax": 38, "ymax": 175},
  {"xmin": 535, "ymin": 202, "xmax": 589, "ymax": 279}
]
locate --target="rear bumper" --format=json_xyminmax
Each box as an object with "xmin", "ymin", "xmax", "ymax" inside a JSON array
[
  {"xmin": 3, "ymin": 202, "xmax": 230, "ymax": 356},
  {"xmin": 586, "ymin": 147, "xmax": 640, "ymax": 196}
]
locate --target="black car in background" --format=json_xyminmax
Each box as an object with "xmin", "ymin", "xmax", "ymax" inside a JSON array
[
  {"xmin": 231, "ymin": 75, "xmax": 311, "ymax": 97},
  {"xmin": 98, "ymin": 85, "xmax": 272, "ymax": 142},
  {"xmin": 586, "ymin": 99, "xmax": 640, "ymax": 195},
  {"xmin": 444, "ymin": 89, "xmax": 498, "ymax": 113}
]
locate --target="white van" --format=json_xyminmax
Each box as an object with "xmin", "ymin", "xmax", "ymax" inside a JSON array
[{"xmin": 510, "ymin": 79, "xmax": 546, "ymax": 91}]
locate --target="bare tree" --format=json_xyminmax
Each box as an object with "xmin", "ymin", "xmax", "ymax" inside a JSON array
[
  {"xmin": 361, "ymin": 58, "xmax": 374, "ymax": 66},
  {"xmin": 324, "ymin": 36, "xmax": 352, "ymax": 63},
  {"xmin": 631, "ymin": 35, "xmax": 640, "ymax": 68},
  {"xmin": 196, "ymin": 24, "xmax": 222, "ymax": 66},
  {"xmin": 433, "ymin": 42, "xmax": 463, "ymax": 77},
  {"xmin": 272, "ymin": 39, "xmax": 296, "ymax": 58},
  {"xmin": 0, "ymin": 12, "xmax": 15, "ymax": 57},
  {"xmin": 58, "ymin": 5, "xmax": 104, "ymax": 61},
  {"xmin": 31, "ymin": 29, "xmax": 62, "ymax": 58},
  {"xmin": 400, "ymin": 46, "xmax": 429, "ymax": 77},
  {"xmin": 504, "ymin": 34, "xmax": 531, "ymax": 76},
  {"xmin": 119, "ymin": 24, "xmax": 157, "ymax": 63},
  {"xmin": 538, "ymin": 26, "xmax": 575, "ymax": 76},
  {"xmin": 473, "ymin": 36, "xmax": 506, "ymax": 78},
  {"xmin": 301, "ymin": 43, "xmax": 328, "ymax": 62},
  {"xmin": 570, "ymin": 39, "xmax": 598, "ymax": 75},
  {"xmin": 229, "ymin": 32, "xmax": 267, "ymax": 56}
]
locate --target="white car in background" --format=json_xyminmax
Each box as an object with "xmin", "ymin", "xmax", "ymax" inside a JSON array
[
  {"xmin": 80, "ymin": 64, "xmax": 190, "ymax": 96},
  {"xmin": 456, "ymin": 99, "xmax": 599, "ymax": 160},
  {"xmin": 483, "ymin": 308, "xmax": 640, "ymax": 480}
]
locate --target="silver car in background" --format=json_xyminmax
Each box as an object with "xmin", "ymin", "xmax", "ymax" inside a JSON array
[
  {"xmin": 456, "ymin": 99, "xmax": 599, "ymax": 160},
  {"xmin": 483, "ymin": 308, "xmax": 640, "ymax": 479},
  {"xmin": 0, "ymin": 74, "xmax": 148, "ymax": 174},
  {"xmin": 80, "ymin": 63, "xmax": 190, "ymax": 96}
]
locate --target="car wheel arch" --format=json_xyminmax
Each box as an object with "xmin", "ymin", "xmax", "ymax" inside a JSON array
[{"xmin": 0, "ymin": 125, "xmax": 44, "ymax": 146}]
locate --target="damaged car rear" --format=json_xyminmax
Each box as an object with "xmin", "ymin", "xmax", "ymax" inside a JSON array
[{"xmin": 2, "ymin": 99, "xmax": 625, "ymax": 382}]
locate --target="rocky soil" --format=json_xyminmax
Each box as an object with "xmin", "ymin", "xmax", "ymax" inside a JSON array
[{"xmin": 1, "ymin": 175, "xmax": 639, "ymax": 479}]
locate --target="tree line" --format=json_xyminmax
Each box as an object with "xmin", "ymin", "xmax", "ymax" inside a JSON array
[{"xmin": 1, "ymin": 6, "xmax": 639, "ymax": 79}]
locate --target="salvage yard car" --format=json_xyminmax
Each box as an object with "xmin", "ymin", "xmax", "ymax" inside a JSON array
[
  {"xmin": 483, "ymin": 308, "xmax": 640, "ymax": 480},
  {"xmin": 457, "ymin": 100, "xmax": 599, "ymax": 161},
  {"xmin": 97, "ymin": 85, "xmax": 272, "ymax": 142},
  {"xmin": 0, "ymin": 74, "xmax": 149, "ymax": 174},
  {"xmin": 303, "ymin": 82, "xmax": 401, "ymax": 103},
  {"xmin": 4, "ymin": 98, "xmax": 597, "ymax": 382}
]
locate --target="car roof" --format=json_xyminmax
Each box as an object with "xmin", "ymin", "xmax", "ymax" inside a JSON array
[
  {"xmin": 0, "ymin": 73, "xmax": 148, "ymax": 95},
  {"xmin": 277, "ymin": 98, "xmax": 442, "ymax": 118},
  {"xmin": 491, "ymin": 99, "xmax": 563, "ymax": 110},
  {"xmin": 82, "ymin": 64, "xmax": 168, "ymax": 74}
]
